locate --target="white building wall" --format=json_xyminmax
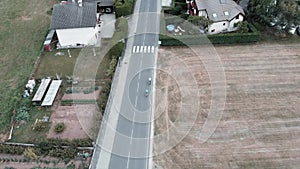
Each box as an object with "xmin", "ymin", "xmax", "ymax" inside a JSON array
[
  {"xmin": 208, "ymin": 21, "xmax": 230, "ymax": 34},
  {"xmin": 229, "ymin": 14, "xmax": 244, "ymax": 31},
  {"xmin": 56, "ymin": 27, "xmax": 97, "ymax": 47}
]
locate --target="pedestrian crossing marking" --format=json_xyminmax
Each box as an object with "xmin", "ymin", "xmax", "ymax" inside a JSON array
[
  {"xmin": 132, "ymin": 45, "xmax": 156, "ymax": 54},
  {"xmin": 140, "ymin": 46, "xmax": 144, "ymax": 53}
]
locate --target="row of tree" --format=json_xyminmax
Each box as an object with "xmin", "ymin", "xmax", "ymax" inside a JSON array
[{"xmin": 248, "ymin": 0, "xmax": 300, "ymax": 31}]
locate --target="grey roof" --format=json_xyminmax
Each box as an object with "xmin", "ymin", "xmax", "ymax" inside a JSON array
[
  {"xmin": 98, "ymin": 0, "xmax": 114, "ymax": 6},
  {"xmin": 195, "ymin": 0, "xmax": 245, "ymax": 22},
  {"xmin": 51, "ymin": 2, "xmax": 97, "ymax": 29},
  {"xmin": 73, "ymin": 0, "xmax": 114, "ymax": 6}
]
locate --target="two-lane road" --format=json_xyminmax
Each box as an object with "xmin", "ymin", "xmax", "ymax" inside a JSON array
[
  {"xmin": 108, "ymin": 0, "xmax": 161, "ymax": 168},
  {"xmin": 90, "ymin": 0, "xmax": 161, "ymax": 168}
]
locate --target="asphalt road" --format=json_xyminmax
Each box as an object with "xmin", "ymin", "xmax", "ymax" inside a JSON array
[
  {"xmin": 88, "ymin": 0, "xmax": 161, "ymax": 168},
  {"xmin": 106, "ymin": 0, "xmax": 160, "ymax": 169}
]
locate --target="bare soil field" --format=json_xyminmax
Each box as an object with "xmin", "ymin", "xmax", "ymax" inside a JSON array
[
  {"xmin": 154, "ymin": 44, "xmax": 300, "ymax": 169},
  {"xmin": 47, "ymin": 104, "xmax": 98, "ymax": 140}
]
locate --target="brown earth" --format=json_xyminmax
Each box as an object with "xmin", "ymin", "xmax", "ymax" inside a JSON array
[
  {"xmin": 62, "ymin": 88, "xmax": 101, "ymax": 100},
  {"xmin": 47, "ymin": 104, "xmax": 98, "ymax": 140},
  {"xmin": 154, "ymin": 43, "xmax": 300, "ymax": 169}
]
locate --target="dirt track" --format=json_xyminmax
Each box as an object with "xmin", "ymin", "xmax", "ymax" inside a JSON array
[{"xmin": 154, "ymin": 43, "xmax": 300, "ymax": 169}]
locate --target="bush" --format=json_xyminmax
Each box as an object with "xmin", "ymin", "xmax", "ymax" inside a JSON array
[
  {"xmin": 0, "ymin": 144, "xmax": 25, "ymax": 155},
  {"xmin": 23, "ymin": 148, "xmax": 38, "ymax": 160},
  {"xmin": 54, "ymin": 122, "xmax": 65, "ymax": 133},
  {"xmin": 106, "ymin": 58, "xmax": 118, "ymax": 77},
  {"xmin": 34, "ymin": 121, "xmax": 47, "ymax": 132},
  {"xmin": 48, "ymin": 147, "xmax": 78, "ymax": 159}
]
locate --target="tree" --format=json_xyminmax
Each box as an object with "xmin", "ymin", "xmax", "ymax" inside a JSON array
[
  {"xmin": 249, "ymin": 0, "xmax": 300, "ymax": 32},
  {"xmin": 235, "ymin": 21, "xmax": 249, "ymax": 33}
]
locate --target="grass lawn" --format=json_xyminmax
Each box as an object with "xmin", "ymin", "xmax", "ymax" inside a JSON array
[
  {"xmin": 35, "ymin": 49, "xmax": 81, "ymax": 79},
  {"xmin": 0, "ymin": 0, "xmax": 57, "ymax": 134},
  {"xmin": 35, "ymin": 48, "xmax": 111, "ymax": 82}
]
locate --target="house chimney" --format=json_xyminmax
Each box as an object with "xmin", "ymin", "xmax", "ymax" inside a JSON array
[{"xmin": 78, "ymin": 0, "xmax": 83, "ymax": 7}]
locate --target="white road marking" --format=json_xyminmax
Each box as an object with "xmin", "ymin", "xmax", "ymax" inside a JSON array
[
  {"xmin": 139, "ymin": 59, "xmax": 143, "ymax": 68},
  {"xmin": 135, "ymin": 96, "xmax": 138, "ymax": 107},
  {"xmin": 133, "ymin": 45, "xmax": 156, "ymax": 53},
  {"xmin": 127, "ymin": 152, "xmax": 131, "ymax": 169},
  {"xmin": 137, "ymin": 82, "xmax": 140, "ymax": 92},
  {"xmin": 151, "ymin": 46, "xmax": 155, "ymax": 53},
  {"xmin": 140, "ymin": 46, "xmax": 144, "ymax": 53},
  {"xmin": 130, "ymin": 129, "xmax": 134, "ymax": 144}
]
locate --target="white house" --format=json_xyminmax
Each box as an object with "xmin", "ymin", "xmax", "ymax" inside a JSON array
[
  {"xmin": 192, "ymin": 0, "xmax": 245, "ymax": 34},
  {"xmin": 50, "ymin": 1, "xmax": 99, "ymax": 48}
]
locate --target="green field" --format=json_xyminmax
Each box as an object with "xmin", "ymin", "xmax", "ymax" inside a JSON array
[{"xmin": 0, "ymin": 0, "xmax": 58, "ymax": 133}]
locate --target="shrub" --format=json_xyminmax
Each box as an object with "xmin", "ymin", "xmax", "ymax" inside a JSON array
[
  {"xmin": 106, "ymin": 58, "xmax": 118, "ymax": 77},
  {"xmin": 0, "ymin": 144, "xmax": 25, "ymax": 155},
  {"xmin": 34, "ymin": 121, "xmax": 47, "ymax": 132},
  {"xmin": 23, "ymin": 148, "xmax": 38, "ymax": 160},
  {"xmin": 38, "ymin": 141, "xmax": 53, "ymax": 154},
  {"xmin": 48, "ymin": 147, "xmax": 78, "ymax": 159},
  {"xmin": 54, "ymin": 122, "xmax": 65, "ymax": 133}
]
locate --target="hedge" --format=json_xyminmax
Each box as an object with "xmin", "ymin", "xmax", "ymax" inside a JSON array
[
  {"xmin": 160, "ymin": 23, "xmax": 261, "ymax": 45},
  {"xmin": 60, "ymin": 99, "xmax": 97, "ymax": 106}
]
